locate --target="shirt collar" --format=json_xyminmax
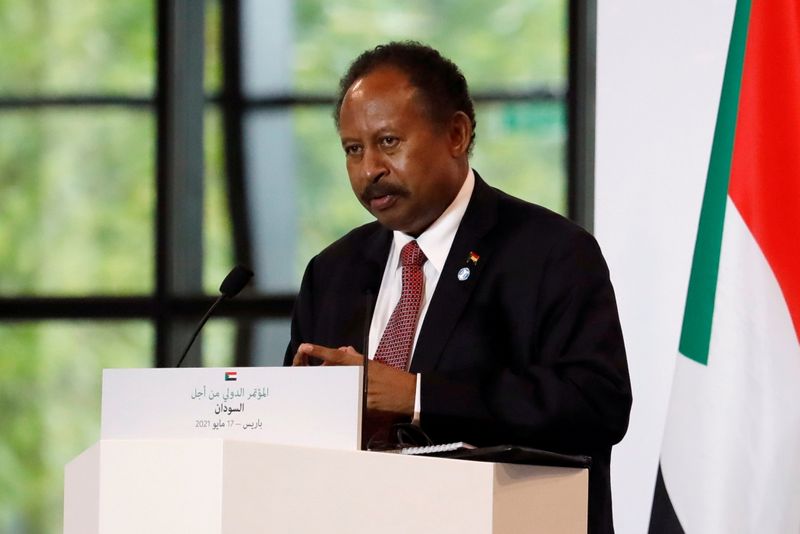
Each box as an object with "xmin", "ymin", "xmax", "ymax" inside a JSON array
[{"xmin": 391, "ymin": 168, "xmax": 475, "ymax": 274}]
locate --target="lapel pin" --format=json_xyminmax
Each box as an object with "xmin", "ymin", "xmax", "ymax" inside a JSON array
[{"xmin": 458, "ymin": 251, "xmax": 479, "ymax": 281}]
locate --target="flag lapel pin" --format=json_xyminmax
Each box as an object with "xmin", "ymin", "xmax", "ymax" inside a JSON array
[{"xmin": 458, "ymin": 251, "xmax": 480, "ymax": 281}]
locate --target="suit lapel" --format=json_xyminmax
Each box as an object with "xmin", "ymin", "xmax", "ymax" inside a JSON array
[
  {"xmin": 410, "ymin": 173, "xmax": 499, "ymax": 373},
  {"xmin": 353, "ymin": 225, "xmax": 392, "ymax": 354}
]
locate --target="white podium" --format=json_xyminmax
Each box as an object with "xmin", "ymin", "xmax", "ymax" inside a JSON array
[{"xmin": 64, "ymin": 439, "xmax": 588, "ymax": 533}]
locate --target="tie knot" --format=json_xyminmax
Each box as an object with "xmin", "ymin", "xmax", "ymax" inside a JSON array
[{"xmin": 400, "ymin": 241, "xmax": 426, "ymax": 268}]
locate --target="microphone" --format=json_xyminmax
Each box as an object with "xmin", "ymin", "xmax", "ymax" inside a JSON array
[{"xmin": 175, "ymin": 265, "xmax": 254, "ymax": 368}]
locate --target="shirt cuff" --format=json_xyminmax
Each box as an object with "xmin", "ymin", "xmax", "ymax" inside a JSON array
[{"xmin": 412, "ymin": 373, "xmax": 422, "ymax": 424}]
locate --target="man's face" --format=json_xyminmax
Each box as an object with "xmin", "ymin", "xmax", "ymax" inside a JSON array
[{"xmin": 338, "ymin": 67, "xmax": 466, "ymax": 236}]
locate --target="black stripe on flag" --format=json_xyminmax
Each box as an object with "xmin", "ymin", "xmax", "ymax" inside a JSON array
[{"xmin": 648, "ymin": 464, "xmax": 685, "ymax": 533}]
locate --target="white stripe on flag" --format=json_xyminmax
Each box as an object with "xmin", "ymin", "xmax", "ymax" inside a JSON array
[{"xmin": 660, "ymin": 198, "xmax": 800, "ymax": 533}]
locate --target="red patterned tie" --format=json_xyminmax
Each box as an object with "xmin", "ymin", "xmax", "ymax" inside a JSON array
[{"xmin": 374, "ymin": 241, "xmax": 427, "ymax": 370}]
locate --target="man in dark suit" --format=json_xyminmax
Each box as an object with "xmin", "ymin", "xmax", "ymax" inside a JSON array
[{"xmin": 286, "ymin": 42, "xmax": 631, "ymax": 533}]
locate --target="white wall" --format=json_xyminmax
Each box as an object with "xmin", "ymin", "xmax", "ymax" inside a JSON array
[{"xmin": 595, "ymin": 2, "xmax": 736, "ymax": 533}]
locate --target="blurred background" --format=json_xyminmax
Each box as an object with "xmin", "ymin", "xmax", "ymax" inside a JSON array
[{"xmin": 0, "ymin": 0, "xmax": 578, "ymax": 531}]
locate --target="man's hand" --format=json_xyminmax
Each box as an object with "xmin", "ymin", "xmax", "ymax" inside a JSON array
[{"xmin": 293, "ymin": 343, "xmax": 416, "ymax": 417}]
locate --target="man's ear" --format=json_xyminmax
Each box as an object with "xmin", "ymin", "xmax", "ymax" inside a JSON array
[{"xmin": 448, "ymin": 111, "xmax": 473, "ymax": 157}]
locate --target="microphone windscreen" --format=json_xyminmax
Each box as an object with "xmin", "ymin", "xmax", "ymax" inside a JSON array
[{"xmin": 219, "ymin": 265, "xmax": 254, "ymax": 297}]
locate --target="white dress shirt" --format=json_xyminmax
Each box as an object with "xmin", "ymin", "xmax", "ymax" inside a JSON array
[{"xmin": 368, "ymin": 168, "xmax": 475, "ymax": 415}]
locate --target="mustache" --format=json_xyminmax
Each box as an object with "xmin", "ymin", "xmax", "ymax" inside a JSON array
[{"xmin": 360, "ymin": 182, "xmax": 410, "ymax": 202}]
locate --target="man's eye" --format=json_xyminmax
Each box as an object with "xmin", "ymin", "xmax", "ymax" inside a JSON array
[
  {"xmin": 380, "ymin": 136, "xmax": 399, "ymax": 148},
  {"xmin": 344, "ymin": 145, "xmax": 362, "ymax": 156}
]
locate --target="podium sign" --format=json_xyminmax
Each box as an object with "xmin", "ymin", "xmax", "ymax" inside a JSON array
[{"xmin": 101, "ymin": 366, "xmax": 362, "ymax": 450}]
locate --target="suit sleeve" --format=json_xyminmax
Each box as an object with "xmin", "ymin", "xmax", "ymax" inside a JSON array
[
  {"xmin": 419, "ymin": 231, "xmax": 632, "ymax": 453},
  {"xmin": 283, "ymin": 256, "xmax": 316, "ymax": 366}
]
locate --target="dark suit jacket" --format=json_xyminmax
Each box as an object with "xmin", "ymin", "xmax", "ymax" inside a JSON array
[{"xmin": 285, "ymin": 173, "xmax": 632, "ymax": 534}]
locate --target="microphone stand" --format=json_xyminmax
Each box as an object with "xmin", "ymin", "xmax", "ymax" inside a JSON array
[{"xmin": 175, "ymin": 294, "xmax": 226, "ymax": 368}]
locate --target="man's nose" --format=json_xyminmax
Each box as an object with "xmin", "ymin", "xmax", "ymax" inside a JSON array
[{"xmin": 362, "ymin": 147, "xmax": 387, "ymax": 183}]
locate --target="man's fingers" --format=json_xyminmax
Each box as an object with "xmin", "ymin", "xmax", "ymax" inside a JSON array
[
  {"xmin": 292, "ymin": 350, "xmax": 308, "ymax": 366},
  {"xmin": 296, "ymin": 343, "xmax": 412, "ymax": 414},
  {"xmin": 299, "ymin": 343, "xmax": 344, "ymax": 364},
  {"xmin": 364, "ymin": 362, "xmax": 416, "ymax": 416},
  {"xmin": 291, "ymin": 343, "xmax": 337, "ymax": 366},
  {"xmin": 298, "ymin": 343, "xmax": 362, "ymax": 366}
]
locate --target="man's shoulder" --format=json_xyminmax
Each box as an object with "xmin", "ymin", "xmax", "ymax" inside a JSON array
[{"xmin": 488, "ymin": 185, "xmax": 594, "ymax": 247}]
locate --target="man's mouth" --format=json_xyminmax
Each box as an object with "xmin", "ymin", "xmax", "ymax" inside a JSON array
[
  {"xmin": 362, "ymin": 183, "xmax": 407, "ymax": 211},
  {"xmin": 368, "ymin": 194, "xmax": 398, "ymax": 211}
]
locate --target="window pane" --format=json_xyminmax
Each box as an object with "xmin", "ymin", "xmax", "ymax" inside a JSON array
[
  {"xmin": 0, "ymin": 1, "xmax": 155, "ymax": 95},
  {"xmin": 294, "ymin": 0, "xmax": 566, "ymax": 92},
  {"xmin": 203, "ymin": 319, "xmax": 236, "ymax": 368},
  {"xmin": 471, "ymin": 101, "xmax": 566, "ymax": 214},
  {"xmin": 0, "ymin": 321, "xmax": 152, "ymax": 534},
  {"xmin": 204, "ymin": 108, "xmax": 234, "ymax": 293},
  {"xmin": 205, "ymin": 0, "xmax": 223, "ymax": 95},
  {"xmin": 251, "ymin": 318, "xmax": 292, "ymax": 367},
  {"xmin": 0, "ymin": 110, "xmax": 155, "ymax": 295},
  {"xmin": 201, "ymin": 319, "xmax": 291, "ymax": 368}
]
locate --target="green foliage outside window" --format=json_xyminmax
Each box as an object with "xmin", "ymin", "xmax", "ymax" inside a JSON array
[
  {"xmin": 0, "ymin": 0, "xmax": 154, "ymax": 95},
  {"xmin": 0, "ymin": 323, "xmax": 151, "ymax": 534},
  {"xmin": 0, "ymin": 2, "xmax": 156, "ymax": 532}
]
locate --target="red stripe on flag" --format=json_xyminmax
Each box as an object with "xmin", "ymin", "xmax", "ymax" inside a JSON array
[{"xmin": 728, "ymin": 0, "xmax": 800, "ymax": 341}]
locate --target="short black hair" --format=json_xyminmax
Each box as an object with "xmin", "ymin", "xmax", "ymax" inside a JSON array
[{"xmin": 334, "ymin": 41, "xmax": 476, "ymax": 154}]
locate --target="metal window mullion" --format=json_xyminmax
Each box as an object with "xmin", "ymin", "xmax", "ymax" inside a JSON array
[
  {"xmin": 221, "ymin": 0, "xmax": 255, "ymax": 366},
  {"xmin": 0, "ymin": 296, "xmax": 295, "ymax": 321},
  {"xmin": 568, "ymin": 0, "xmax": 597, "ymax": 231},
  {"xmin": 155, "ymin": 0, "xmax": 207, "ymax": 367}
]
